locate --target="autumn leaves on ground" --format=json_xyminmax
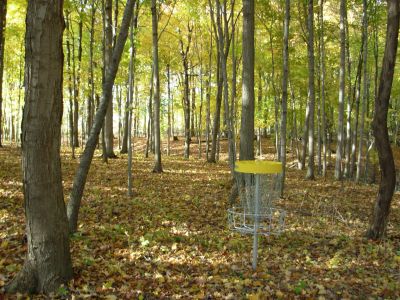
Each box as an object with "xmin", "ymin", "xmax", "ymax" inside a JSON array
[{"xmin": 0, "ymin": 139, "xmax": 399, "ymax": 299}]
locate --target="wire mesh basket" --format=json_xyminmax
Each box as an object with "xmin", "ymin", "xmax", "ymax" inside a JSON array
[
  {"xmin": 227, "ymin": 160, "xmax": 286, "ymax": 269},
  {"xmin": 228, "ymin": 206, "xmax": 286, "ymax": 236}
]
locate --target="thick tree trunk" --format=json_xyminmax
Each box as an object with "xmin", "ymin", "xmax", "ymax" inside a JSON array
[
  {"xmin": 6, "ymin": 1, "xmax": 73, "ymax": 294},
  {"xmin": 104, "ymin": 0, "xmax": 116, "ymax": 158},
  {"xmin": 306, "ymin": 0, "xmax": 315, "ymax": 180},
  {"xmin": 240, "ymin": 0, "xmax": 255, "ymax": 160},
  {"xmin": 335, "ymin": 0, "xmax": 346, "ymax": 180},
  {"xmin": 67, "ymin": 0, "xmax": 136, "ymax": 233},
  {"xmin": 0, "ymin": 0, "xmax": 6, "ymax": 147},
  {"xmin": 151, "ymin": 0, "xmax": 162, "ymax": 173},
  {"xmin": 367, "ymin": 0, "xmax": 399, "ymax": 240},
  {"xmin": 280, "ymin": 0, "xmax": 290, "ymax": 195}
]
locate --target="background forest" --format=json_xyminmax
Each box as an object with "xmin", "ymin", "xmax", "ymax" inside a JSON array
[{"xmin": 0, "ymin": 0, "xmax": 399, "ymax": 298}]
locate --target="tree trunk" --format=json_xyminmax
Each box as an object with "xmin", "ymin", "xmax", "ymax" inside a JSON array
[
  {"xmin": 128, "ymin": 4, "xmax": 137, "ymax": 196},
  {"xmin": 280, "ymin": 0, "xmax": 290, "ymax": 195},
  {"xmin": 122, "ymin": 2, "xmax": 139, "ymax": 154},
  {"xmin": 87, "ymin": 1, "xmax": 96, "ymax": 141},
  {"xmin": 344, "ymin": 6, "xmax": 352, "ymax": 178},
  {"xmin": 198, "ymin": 61, "xmax": 204, "ymax": 159},
  {"xmin": 67, "ymin": 0, "xmax": 136, "ymax": 233},
  {"xmin": 335, "ymin": 0, "xmax": 346, "ymax": 180},
  {"xmin": 167, "ymin": 64, "xmax": 171, "ymax": 156},
  {"xmin": 0, "ymin": 0, "xmax": 6, "ymax": 147},
  {"xmin": 104, "ymin": 0, "xmax": 116, "ymax": 158},
  {"xmin": 240, "ymin": 0, "xmax": 255, "ymax": 160},
  {"xmin": 178, "ymin": 24, "xmax": 193, "ymax": 160},
  {"xmin": 205, "ymin": 32, "xmax": 212, "ymax": 161},
  {"xmin": 268, "ymin": 29, "xmax": 280, "ymax": 160},
  {"xmin": 117, "ymin": 86, "xmax": 122, "ymax": 149},
  {"xmin": 356, "ymin": 0, "xmax": 368, "ymax": 183},
  {"xmin": 183, "ymin": 64, "xmax": 191, "ymax": 159},
  {"xmin": 350, "ymin": 47, "xmax": 363, "ymax": 179},
  {"xmin": 306, "ymin": 0, "xmax": 315, "ymax": 180},
  {"xmin": 257, "ymin": 71, "xmax": 262, "ymax": 158},
  {"xmin": 145, "ymin": 68, "xmax": 153, "ymax": 158},
  {"xmin": 319, "ymin": 0, "xmax": 327, "ymax": 177},
  {"xmin": 217, "ymin": 0, "xmax": 235, "ymax": 172},
  {"xmin": 151, "ymin": 0, "xmax": 163, "ymax": 173},
  {"xmin": 66, "ymin": 14, "xmax": 75, "ymax": 159},
  {"xmin": 73, "ymin": 7, "xmax": 83, "ymax": 148},
  {"xmin": 290, "ymin": 81, "xmax": 300, "ymax": 163},
  {"xmin": 367, "ymin": 0, "xmax": 399, "ymax": 240},
  {"xmin": 6, "ymin": 1, "xmax": 72, "ymax": 293},
  {"xmin": 191, "ymin": 79, "xmax": 196, "ymax": 138},
  {"xmin": 209, "ymin": 52, "xmax": 222, "ymax": 162}
]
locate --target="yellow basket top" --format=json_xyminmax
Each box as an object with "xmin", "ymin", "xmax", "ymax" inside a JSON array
[{"xmin": 235, "ymin": 160, "xmax": 282, "ymax": 174}]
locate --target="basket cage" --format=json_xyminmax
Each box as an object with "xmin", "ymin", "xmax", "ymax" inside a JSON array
[{"xmin": 228, "ymin": 172, "xmax": 286, "ymax": 235}]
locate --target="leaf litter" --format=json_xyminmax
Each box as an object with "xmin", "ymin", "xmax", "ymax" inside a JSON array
[{"xmin": 0, "ymin": 139, "xmax": 399, "ymax": 299}]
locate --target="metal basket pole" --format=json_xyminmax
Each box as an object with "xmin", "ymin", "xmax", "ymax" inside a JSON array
[{"xmin": 252, "ymin": 173, "xmax": 260, "ymax": 270}]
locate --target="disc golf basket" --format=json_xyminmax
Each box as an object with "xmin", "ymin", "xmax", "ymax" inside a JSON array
[{"xmin": 227, "ymin": 160, "xmax": 286, "ymax": 269}]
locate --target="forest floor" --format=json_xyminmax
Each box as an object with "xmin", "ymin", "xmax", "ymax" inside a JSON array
[{"xmin": 0, "ymin": 138, "xmax": 399, "ymax": 299}]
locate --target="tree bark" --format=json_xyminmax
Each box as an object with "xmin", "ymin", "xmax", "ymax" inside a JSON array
[
  {"xmin": 335, "ymin": 0, "xmax": 346, "ymax": 180},
  {"xmin": 344, "ymin": 6, "xmax": 352, "ymax": 178},
  {"xmin": 66, "ymin": 14, "xmax": 75, "ymax": 159},
  {"xmin": 128, "ymin": 4, "xmax": 138, "ymax": 197},
  {"xmin": 6, "ymin": 1, "xmax": 73, "ymax": 294},
  {"xmin": 151, "ymin": 0, "xmax": 163, "ymax": 173},
  {"xmin": 87, "ymin": 1, "xmax": 96, "ymax": 142},
  {"xmin": 306, "ymin": 0, "xmax": 315, "ymax": 180},
  {"xmin": 72, "ymin": 5, "xmax": 84, "ymax": 148},
  {"xmin": 178, "ymin": 24, "xmax": 193, "ymax": 159},
  {"xmin": 366, "ymin": 0, "xmax": 399, "ymax": 240},
  {"xmin": 350, "ymin": 47, "xmax": 363, "ymax": 179},
  {"xmin": 205, "ymin": 31, "xmax": 212, "ymax": 161},
  {"xmin": 240, "ymin": 0, "xmax": 255, "ymax": 160},
  {"xmin": 319, "ymin": 0, "xmax": 327, "ymax": 177},
  {"xmin": 145, "ymin": 67, "xmax": 154, "ymax": 158},
  {"xmin": 356, "ymin": 0, "xmax": 368, "ymax": 183},
  {"xmin": 0, "ymin": 0, "xmax": 6, "ymax": 147},
  {"xmin": 104, "ymin": 0, "xmax": 117, "ymax": 158},
  {"xmin": 167, "ymin": 64, "xmax": 171, "ymax": 156},
  {"xmin": 67, "ymin": 0, "xmax": 136, "ymax": 233},
  {"xmin": 280, "ymin": 0, "xmax": 290, "ymax": 195}
]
